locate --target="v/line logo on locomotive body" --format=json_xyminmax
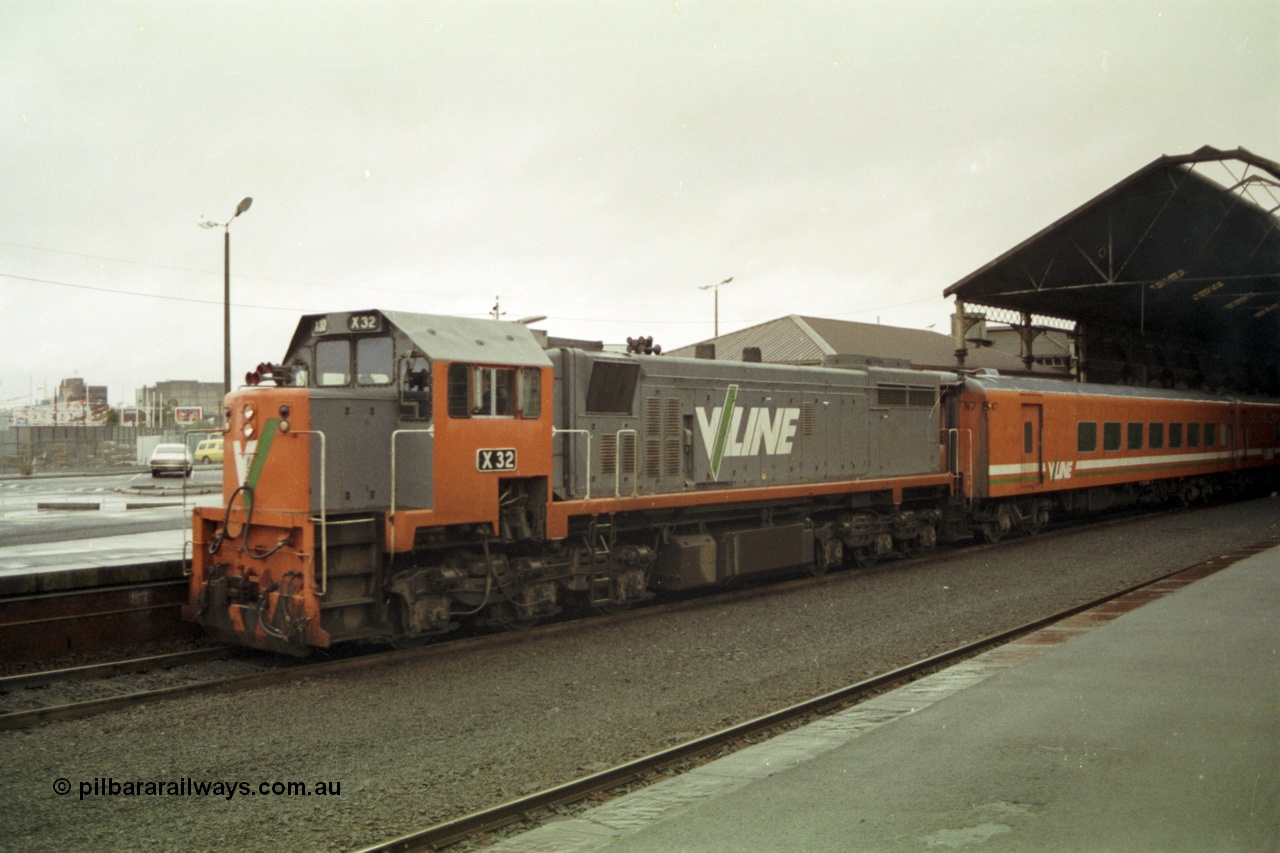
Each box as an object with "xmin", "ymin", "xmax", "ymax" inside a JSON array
[{"xmin": 695, "ymin": 384, "xmax": 802, "ymax": 481}]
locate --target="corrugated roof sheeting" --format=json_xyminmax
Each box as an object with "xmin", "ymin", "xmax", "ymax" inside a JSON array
[
  {"xmin": 667, "ymin": 316, "xmax": 828, "ymax": 364},
  {"xmin": 669, "ymin": 315, "xmax": 1031, "ymax": 373}
]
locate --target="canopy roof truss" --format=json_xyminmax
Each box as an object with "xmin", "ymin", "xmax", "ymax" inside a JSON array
[{"xmin": 946, "ymin": 147, "xmax": 1280, "ymax": 392}]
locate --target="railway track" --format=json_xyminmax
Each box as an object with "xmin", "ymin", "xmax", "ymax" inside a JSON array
[
  {"xmin": 357, "ymin": 535, "xmax": 1280, "ymax": 853},
  {"xmin": 0, "ymin": 523, "xmax": 1029, "ymax": 732},
  {"xmin": 0, "ymin": 505, "xmax": 1213, "ymax": 732}
]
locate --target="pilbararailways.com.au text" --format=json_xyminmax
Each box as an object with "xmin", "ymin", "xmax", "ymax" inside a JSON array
[{"xmin": 55, "ymin": 777, "xmax": 341, "ymax": 801}]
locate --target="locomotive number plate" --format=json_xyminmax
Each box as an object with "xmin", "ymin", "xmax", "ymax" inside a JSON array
[{"xmin": 477, "ymin": 448, "xmax": 517, "ymax": 472}]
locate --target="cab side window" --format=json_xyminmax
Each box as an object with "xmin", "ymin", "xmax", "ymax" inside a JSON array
[
  {"xmin": 399, "ymin": 356, "xmax": 431, "ymax": 420},
  {"xmin": 520, "ymin": 368, "xmax": 542, "ymax": 419},
  {"xmin": 471, "ymin": 367, "xmax": 516, "ymax": 417},
  {"xmin": 448, "ymin": 365, "xmax": 519, "ymax": 417},
  {"xmin": 447, "ymin": 364, "xmax": 471, "ymax": 418}
]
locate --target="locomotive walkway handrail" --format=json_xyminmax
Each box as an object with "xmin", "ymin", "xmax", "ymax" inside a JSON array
[
  {"xmin": 389, "ymin": 427, "xmax": 436, "ymax": 558},
  {"xmin": 949, "ymin": 427, "xmax": 974, "ymax": 502},
  {"xmin": 615, "ymin": 428, "xmax": 639, "ymax": 499},
  {"xmin": 552, "ymin": 427, "xmax": 593, "ymax": 500}
]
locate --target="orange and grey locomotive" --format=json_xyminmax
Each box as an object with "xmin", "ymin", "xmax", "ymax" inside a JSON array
[{"xmin": 185, "ymin": 310, "xmax": 1280, "ymax": 654}]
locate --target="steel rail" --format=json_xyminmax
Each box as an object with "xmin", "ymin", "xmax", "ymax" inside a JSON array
[
  {"xmin": 357, "ymin": 536, "xmax": 1280, "ymax": 853},
  {"xmin": 0, "ymin": 646, "xmax": 234, "ymax": 691}
]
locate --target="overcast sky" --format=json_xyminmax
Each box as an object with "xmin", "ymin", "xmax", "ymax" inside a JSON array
[{"xmin": 2, "ymin": 1, "xmax": 1276, "ymax": 406}]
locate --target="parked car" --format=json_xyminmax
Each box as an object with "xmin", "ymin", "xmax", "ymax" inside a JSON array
[
  {"xmin": 149, "ymin": 443, "xmax": 193, "ymax": 478},
  {"xmin": 195, "ymin": 436, "xmax": 224, "ymax": 464}
]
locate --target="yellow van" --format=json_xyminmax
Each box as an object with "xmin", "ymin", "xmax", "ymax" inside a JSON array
[{"xmin": 195, "ymin": 436, "xmax": 224, "ymax": 464}]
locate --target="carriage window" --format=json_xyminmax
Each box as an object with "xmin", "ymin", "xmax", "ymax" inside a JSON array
[
  {"xmin": 1103, "ymin": 422, "xmax": 1121, "ymax": 452},
  {"xmin": 316, "ymin": 339, "xmax": 351, "ymax": 386},
  {"xmin": 1168, "ymin": 423, "xmax": 1183, "ymax": 449},
  {"xmin": 356, "ymin": 337, "xmax": 394, "ymax": 385},
  {"xmin": 1149, "ymin": 422, "xmax": 1164, "ymax": 449},
  {"xmin": 1187, "ymin": 423, "xmax": 1200, "ymax": 448},
  {"xmin": 1127, "ymin": 422, "xmax": 1143, "ymax": 450},
  {"xmin": 1203, "ymin": 422, "xmax": 1215, "ymax": 447},
  {"xmin": 1023, "ymin": 422, "xmax": 1033, "ymax": 454},
  {"xmin": 1077, "ymin": 422, "xmax": 1097, "ymax": 453},
  {"xmin": 447, "ymin": 364, "xmax": 470, "ymax": 417},
  {"xmin": 520, "ymin": 368, "xmax": 541, "ymax": 419}
]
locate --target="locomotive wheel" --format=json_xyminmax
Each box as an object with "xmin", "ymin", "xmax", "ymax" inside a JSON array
[
  {"xmin": 981, "ymin": 505, "xmax": 1014, "ymax": 543},
  {"xmin": 901, "ymin": 523, "xmax": 938, "ymax": 557},
  {"xmin": 810, "ymin": 538, "xmax": 843, "ymax": 576},
  {"xmin": 1025, "ymin": 506, "xmax": 1049, "ymax": 536}
]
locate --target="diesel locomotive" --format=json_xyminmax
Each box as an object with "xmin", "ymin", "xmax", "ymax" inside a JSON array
[{"xmin": 184, "ymin": 309, "xmax": 1280, "ymax": 655}]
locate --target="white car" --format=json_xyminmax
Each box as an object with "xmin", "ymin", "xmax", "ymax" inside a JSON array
[{"xmin": 149, "ymin": 443, "xmax": 193, "ymax": 478}]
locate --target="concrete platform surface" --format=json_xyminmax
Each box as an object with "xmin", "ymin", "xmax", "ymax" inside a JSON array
[
  {"xmin": 0, "ymin": 531, "xmax": 188, "ymax": 594},
  {"xmin": 492, "ymin": 550, "xmax": 1280, "ymax": 852}
]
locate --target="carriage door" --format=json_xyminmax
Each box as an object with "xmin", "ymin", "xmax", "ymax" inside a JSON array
[{"xmin": 1021, "ymin": 404, "xmax": 1043, "ymax": 486}]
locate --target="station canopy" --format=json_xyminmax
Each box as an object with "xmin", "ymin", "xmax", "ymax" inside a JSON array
[{"xmin": 945, "ymin": 146, "xmax": 1280, "ymax": 394}]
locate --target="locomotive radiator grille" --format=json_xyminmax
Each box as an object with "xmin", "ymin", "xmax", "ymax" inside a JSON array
[
  {"xmin": 601, "ymin": 434, "xmax": 617, "ymax": 475},
  {"xmin": 641, "ymin": 397, "xmax": 686, "ymax": 480}
]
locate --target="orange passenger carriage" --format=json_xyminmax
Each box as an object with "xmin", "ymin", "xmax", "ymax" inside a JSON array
[{"xmin": 952, "ymin": 374, "xmax": 1280, "ymax": 540}]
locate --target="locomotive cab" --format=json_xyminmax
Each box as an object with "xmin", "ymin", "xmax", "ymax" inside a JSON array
[{"xmin": 186, "ymin": 310, "xmax": 553, "ymax": 654}]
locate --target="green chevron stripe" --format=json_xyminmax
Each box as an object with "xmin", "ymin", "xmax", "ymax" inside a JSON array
[
  {"xmin": 709, "ymin": 384, "xmax": 738, "ymax": 480},
  {"xmin": 243, "ymin": 418, "xmax": 279, "ymax": 510}
]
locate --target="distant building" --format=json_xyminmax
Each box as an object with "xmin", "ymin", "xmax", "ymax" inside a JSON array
[
  {"xmin": 135, "ymin": 381, "xmax": 224, "ymax": 426},
  {"xmin": 666, "ymin": 315, "xmax": 1056, "ymax": 375},
  {"xmin": 5, "ymin": 377, "xmax": 110, "ymax": 425}
]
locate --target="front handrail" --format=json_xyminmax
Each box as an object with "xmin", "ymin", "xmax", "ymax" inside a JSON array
[{"xmin": 291, "ymin": 429, "xmax": 328, "ymax": 595}]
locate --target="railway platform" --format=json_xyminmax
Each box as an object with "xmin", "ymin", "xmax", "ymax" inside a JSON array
[
  {"xmin": 0, "ymin": 531, "xmax": 186, "ymax": 595},
  {"xmin": 491, "ymin": 545, "xmax": 1280, "ymax": 852},
  {"xmin": 0, "ymin": 532, "xmax": 193, "ymax": 661}
]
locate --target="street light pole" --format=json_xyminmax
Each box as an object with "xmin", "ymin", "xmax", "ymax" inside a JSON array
[
  {"xmin": 199, "ymin": 197, "xmax": 253, "ymax": 395},
  {"xmin": 698, "ymin": 276, "xmax": 733, "ymax": 337}
]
